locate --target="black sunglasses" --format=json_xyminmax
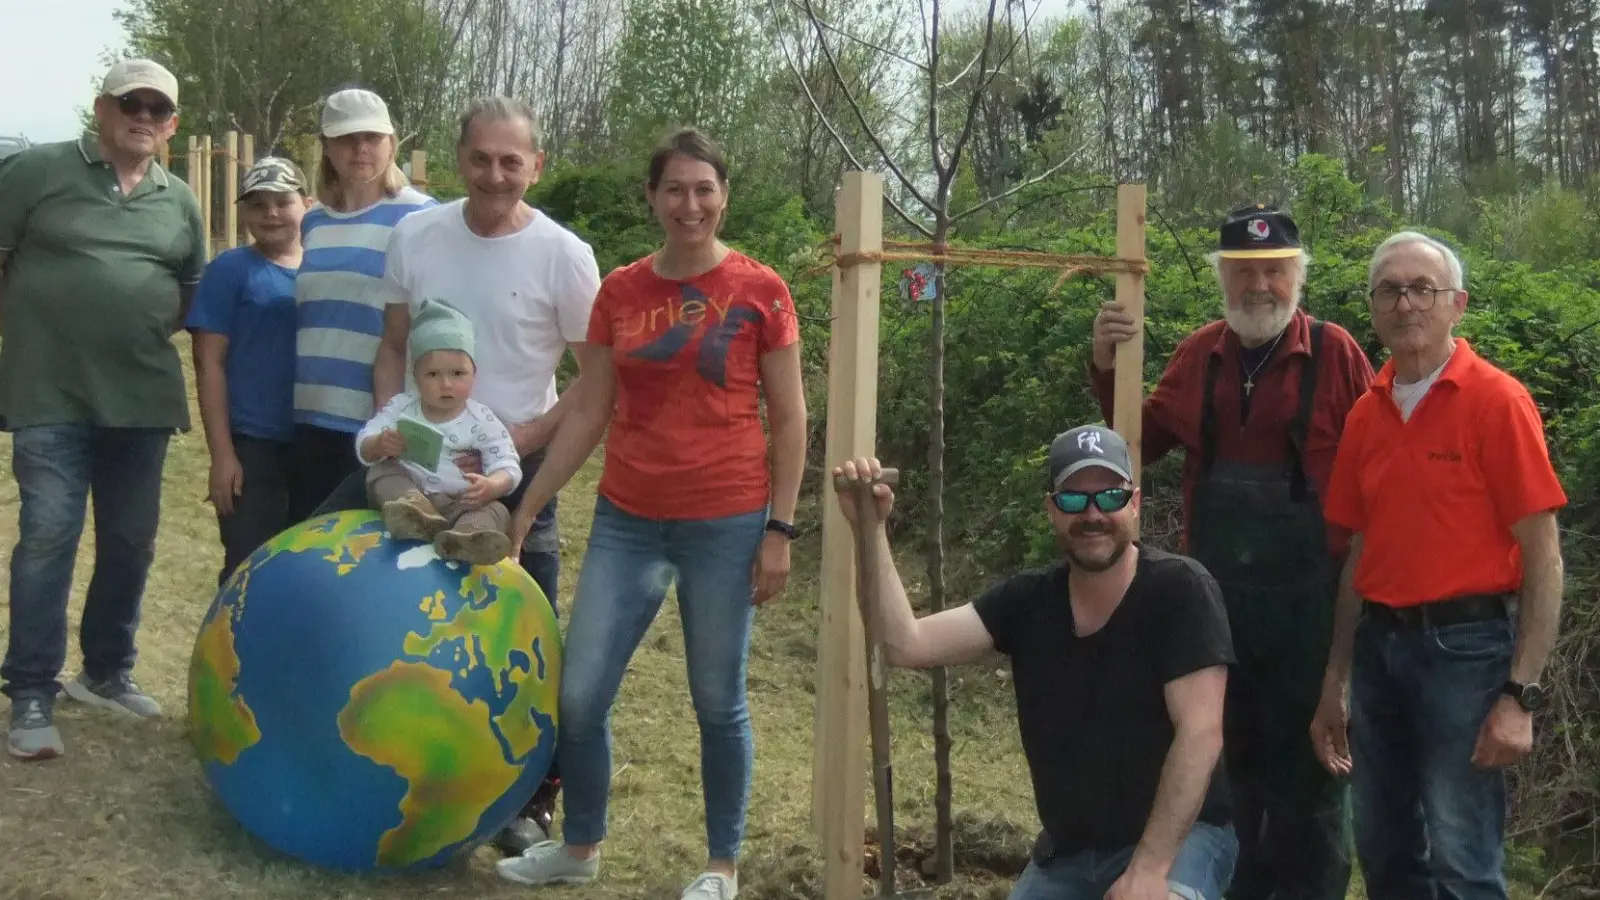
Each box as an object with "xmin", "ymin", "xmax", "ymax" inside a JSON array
[
  {"xmin": 116, "ymin": 93, "xmax": 175, "ymax": 122},
  {"xmin": 1051, "ymin": 487, "xmax": 1133, "ymax": 515}
]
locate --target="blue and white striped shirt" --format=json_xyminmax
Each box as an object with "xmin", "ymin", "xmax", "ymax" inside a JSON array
[{"xmin": 293, "ymin": 186, "xmax": 435, "ymax": 433}]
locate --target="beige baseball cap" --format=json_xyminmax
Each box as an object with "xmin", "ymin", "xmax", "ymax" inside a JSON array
[
  {"xmin": 101, "ymin": 58, "xmax": 179, "ymax": 106},
  {"xmin": 321, "ymin": 89, "xmax": 395, "ymax": 138}
]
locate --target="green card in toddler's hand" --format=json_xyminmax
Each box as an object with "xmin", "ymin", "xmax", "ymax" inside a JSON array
[{"xmin": 395, "ymin": 415, "xmax": 444, "ymax": 471}]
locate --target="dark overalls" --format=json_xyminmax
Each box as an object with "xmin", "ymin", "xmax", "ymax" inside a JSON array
[{"xmin": 1187, "ymin": 322, "xmax": 1353, "ymax": 900}]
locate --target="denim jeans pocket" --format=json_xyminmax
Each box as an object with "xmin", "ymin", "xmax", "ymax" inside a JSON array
[{"xmin": 1428, "ymin": 617, "xmax": 1513, "ymax": 660}]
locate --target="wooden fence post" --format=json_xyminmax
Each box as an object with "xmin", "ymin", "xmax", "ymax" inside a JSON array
[
  {"xmin": 240, "ymin": 133, "xmax": 256, "ymax": 245},
  {"xmin": 186, "ymin": 135, "xmax": 199, "ymax": 197},
  {"xmin": 410, "ymin": 149, "xmax": 427, "ymax": 190},
  {"xmin": 814, "ymin": 170, "xmax": 883, "ymax": 900},
  {"xmin": 224, "ymin": 131, "xmax": 239, "ymax": 252},
  {"xmin": 1111, "ymin": 184, "xmax": 1148, "ymax": 527},
  {"xmin": 200, "ymin": 134, "xmax": 214, "ymax": 259},
  {"xmin": 304, "ymin": 146, "xmax": 320, "ymax": 201}
]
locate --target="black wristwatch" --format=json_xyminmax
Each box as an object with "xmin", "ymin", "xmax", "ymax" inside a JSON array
[
  {"xmin": 1501, "ymin": 680, "xmax": 1546, "ymax": 713},
  {"xmin": 765, "ymin": 519, "xmax": 797, "ymax": 540}
]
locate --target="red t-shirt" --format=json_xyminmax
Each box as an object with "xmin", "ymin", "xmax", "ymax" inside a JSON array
[
  {"xmin": 587, "ymin": 250, "xmax": 800, "ymax": 520},
  {"xmin": 1323, "ymin": 339, "xmax": 1568, "ymax": 606}
]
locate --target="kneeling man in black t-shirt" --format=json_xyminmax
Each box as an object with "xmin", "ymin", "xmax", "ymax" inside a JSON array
[{"xmin": 834, "ymin": 424, "xmax": 1238, "ymax": 900}]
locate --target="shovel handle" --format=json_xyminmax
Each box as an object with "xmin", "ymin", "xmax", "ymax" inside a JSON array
[{"xmin": 831, "ymin": 467, "xmax": 900, "ymax": 493}]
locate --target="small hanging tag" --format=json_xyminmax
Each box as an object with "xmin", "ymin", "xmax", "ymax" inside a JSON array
[{"xmin": 898, "ymin": 261, "xmax": 939, "ymax": 304}]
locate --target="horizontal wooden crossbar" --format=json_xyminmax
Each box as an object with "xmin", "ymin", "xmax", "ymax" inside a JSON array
[{"xmin": 813, "ymin": 236, "xmax": 1149, "ymax": 292}]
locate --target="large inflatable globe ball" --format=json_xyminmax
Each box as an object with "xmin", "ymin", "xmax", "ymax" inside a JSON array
[{"xmin": 186, "ymin": 509, "xmax": 562, "ymax": 872}]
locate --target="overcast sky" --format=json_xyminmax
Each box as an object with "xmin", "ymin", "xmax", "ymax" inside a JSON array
[
  {"xmin": 1, "ymin": 0, "xmax": 1081, "ymax": 145},
  {"xmin": 1, "ymin": 0, "xmax": 130, "ymax": 143}
]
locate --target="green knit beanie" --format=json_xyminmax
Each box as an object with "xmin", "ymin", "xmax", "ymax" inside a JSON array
[{"xmin": 410, "ymin": 298, "xmax": 475, "ymax": 366}]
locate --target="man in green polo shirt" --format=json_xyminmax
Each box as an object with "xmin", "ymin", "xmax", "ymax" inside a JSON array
[{"xmin": 0, "ymin": 58, "xmax": 206, "ymax": 761}]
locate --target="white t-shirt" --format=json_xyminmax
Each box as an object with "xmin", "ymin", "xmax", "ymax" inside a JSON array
[
  {"xmin": 383, "ymin": 200, "xmax": 602, "ymax": 425},
  {"xmin": 1391, "ymin": 345, "xmax": 1455, "ymax": 422},
  {"xmin": 355, "ymin": 392, "xmax": 522, "ymax": 495}
]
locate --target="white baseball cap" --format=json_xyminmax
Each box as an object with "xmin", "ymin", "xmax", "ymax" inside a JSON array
[
  {"xmin": 101, "ymin": 58, "xmax": 179, "ymax": 106},
  {"xmin": 321, "ymin": 89, "xmax": 395, "ymax": 138}
]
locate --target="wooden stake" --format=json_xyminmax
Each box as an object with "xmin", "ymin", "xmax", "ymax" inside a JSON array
[
  {"xmin": 304, "ymin": 145, "xmax": 321, "ymax": 201},
  {"xmin": 240, "ymin": 133, "xmax": 256, "ymax": 245},
  {"xmin": 224, "ymin": 131, "xmax": 239, "ymax": 251},
  {"xmin": 410, "ymin": 149, "xmax": 428, "ymax": 190},
  {"xmin": 1111, "ymin": 183, "xmax": 1148, "ymax": 530},
  {"xmin": 814, "ymin": 170, "xmax": 882, "ymax": 900},
  {"xmin": 186, "ymin": 135, "xmax": 199, "ymax": 195},
  {"xmin": 200, "ymin": 134, "xmax": 214, "ymax": 260}
]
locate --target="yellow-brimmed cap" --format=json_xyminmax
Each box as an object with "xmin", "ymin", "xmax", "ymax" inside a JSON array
[{"xmin": 1218, "ymin": 204, "xmax": 1300, "ymax": 258}]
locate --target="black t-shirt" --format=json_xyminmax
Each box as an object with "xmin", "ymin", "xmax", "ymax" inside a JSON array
[{"xmin": 972, "ymin": 545, "xmax": 1235, "ymax": 853}]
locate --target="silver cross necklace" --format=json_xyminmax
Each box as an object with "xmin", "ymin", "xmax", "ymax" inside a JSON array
[{"xmin": 1241, "ymin": 328, "xmax": 1287, "ymax": 396}]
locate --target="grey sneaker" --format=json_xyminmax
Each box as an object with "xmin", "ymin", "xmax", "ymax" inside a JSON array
[
  {"xmin": 63, "ymin": 671, "xmax": 162, "ymax": 718},
  {"xmin": 682, "ymin": 872, "xmax": 738, "ymax": 900},
  {"xmin": 7, "ymin": 696, "xmax": 64, "ymax": 761},
  {"xmin": 495, "ymin": 841, "xmax": 599, "ymax": 886}
]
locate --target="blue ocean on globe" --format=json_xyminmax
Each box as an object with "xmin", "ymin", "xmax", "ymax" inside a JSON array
[{"xmin": 186, "ymin": 509, "xmax": 562, "ymax": 872}]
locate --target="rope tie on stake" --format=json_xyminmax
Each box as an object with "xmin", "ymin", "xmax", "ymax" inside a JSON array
[{"xmin": 815, "ymin": 234, "xmax": 1149, "ymax": 293}]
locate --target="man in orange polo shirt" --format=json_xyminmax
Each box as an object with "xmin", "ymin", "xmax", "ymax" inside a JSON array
[
  {"xmin": 1092, "ymin": 205, "xmax": 1374, "ymax": 900},
  {"xmin": 1311, "ymin": 231, "xmax": 1567, "ymax": 900}
]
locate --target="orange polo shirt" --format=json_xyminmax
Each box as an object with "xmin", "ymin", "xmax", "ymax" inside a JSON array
[{"xmin": 1323, "ymin": 339, "xmax": 1567, "ymax": 607}]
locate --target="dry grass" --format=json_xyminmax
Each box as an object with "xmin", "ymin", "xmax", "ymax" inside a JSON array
[
  {"xmin": 0, "ymin": 334, "xmax": 1039, "ymax": 900},
  {"xmin": 0, "ymin": 334, "xmax": 1553, "ymax": 900}
]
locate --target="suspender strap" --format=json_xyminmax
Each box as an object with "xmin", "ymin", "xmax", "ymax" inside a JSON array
[
  {"xmin": 1287, "ymin": 320, "xmax": 1325, "ymax": 501},
  {"xmin": 1197, "ymin": 319, "xmax": 1325, "ymax": 491},
  {"xmin": 1199, "ymin": 348, "xmax": 1222, "ymax": 477}
]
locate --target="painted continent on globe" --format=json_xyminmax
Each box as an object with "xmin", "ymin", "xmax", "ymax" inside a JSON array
[{"xmin": 187, "ymin": 510, "xmax": 561, "ymax": 872}]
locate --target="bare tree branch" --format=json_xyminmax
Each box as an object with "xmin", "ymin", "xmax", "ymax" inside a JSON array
[
  {"xmin": 942, "ymin": 0, "xmax": 1004, "ymax": 191},
  {"xmin": 784, "ymin": 0, "xmax": 927, "ymax": 73},
  {"xmin": 800, "ymin": 0, "xmax": 937, "ymax": 213},
  {"xmin": 769, "ymin": 0, "xmax": 932, "ymax": 236},
  {"xmin": 926, "ymin": 0, "xmax": 943, "ymax": 181},
  {"xmin": 940, "ymin": 43, "xmax": 985, "ymax": 92},
  {"xmin": 949, "ymin": 139, "xmax": 1091, "ymax": 223}
]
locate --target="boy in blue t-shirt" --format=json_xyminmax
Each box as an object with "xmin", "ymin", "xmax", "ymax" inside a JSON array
[{"xmin": 185, "ymin": 157, "xmax": 309, "ymax": 585}]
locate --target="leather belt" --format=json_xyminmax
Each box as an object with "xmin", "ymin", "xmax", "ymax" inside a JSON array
[{"xmin": 1363, "ymin": 593, "xmax": 1509, "ymax": 629}]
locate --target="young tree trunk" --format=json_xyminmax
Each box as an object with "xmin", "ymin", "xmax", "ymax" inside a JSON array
[{"xmin": 927, "ymin": 216, "xmax": 954, "ymax": 884}]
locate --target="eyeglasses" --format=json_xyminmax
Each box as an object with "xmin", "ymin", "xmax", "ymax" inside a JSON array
[
  {"xmin": 115, "ymin": 93, "xmax": 175, "ymax": 122},
  {"xmin": 1051, "ymin": 488, "xmax": 1133, "ymax": 515},
  {"xmin": 1368, "ymin": 283, "xmax": 1458, "ymax": 312}
]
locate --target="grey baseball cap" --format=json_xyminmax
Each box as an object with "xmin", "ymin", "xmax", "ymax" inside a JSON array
[
  {"xmin": 1048, "ymin": 424, "xmax": 1134, "ymax": 490},
  {"xmin": 238, "ymin": 157, "xmax": 305, "ymax": 200}
]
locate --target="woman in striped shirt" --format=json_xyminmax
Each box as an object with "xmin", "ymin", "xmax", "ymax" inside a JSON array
[{"xmin": 288, "ymin": 87, "xmax": 435, "ymax": 520}]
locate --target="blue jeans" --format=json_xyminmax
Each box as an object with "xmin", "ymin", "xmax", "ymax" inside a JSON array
[
  {"xmin": 1, "ymin": 425, "xmax": 170, "ymax": 700},
  {"xmin": 556, "ymin": 495, "xmax": 767, "ymax": 861},
  {"xmin": 1009, "ymin": 822, "xmax": 1238, "ymax": 900},
  {"xmin": 1350, "ymin": 610, "xmax": 1513, "ymax": 900}
]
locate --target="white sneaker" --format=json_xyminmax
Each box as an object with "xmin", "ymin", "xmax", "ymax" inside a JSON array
[
  {"xmin": 495, "ymin": 841, "xmax": 599, "ymax": 886},
  {"xmin": 682, "ymin": 872, "xmax": 737, "ymax": 900}
]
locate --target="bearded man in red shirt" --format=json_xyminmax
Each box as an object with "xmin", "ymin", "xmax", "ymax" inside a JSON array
[{"xmin": 1089, "ymin": 205, "xmax": 1375, "ymax": 900}]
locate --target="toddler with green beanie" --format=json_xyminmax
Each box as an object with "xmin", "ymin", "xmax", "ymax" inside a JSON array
[{"xmin": 354, "ymin": 298, "xmax": 522, "ymax": 565}]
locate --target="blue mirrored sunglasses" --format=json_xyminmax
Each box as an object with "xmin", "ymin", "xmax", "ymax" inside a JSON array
[{"xmin": 1051, "ymin": 487, "xmax": 1133, "ymax": 515}]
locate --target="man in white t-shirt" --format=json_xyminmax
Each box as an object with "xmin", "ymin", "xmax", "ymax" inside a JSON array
[{"xmin": 371, "ymin": 95, "xmax": 601, "ymax": 852}]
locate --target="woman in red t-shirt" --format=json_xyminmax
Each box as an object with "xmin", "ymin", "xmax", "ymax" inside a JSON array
[{"xmin": 500, "ymin": 128, "xmax": 806, "ymax": 897}]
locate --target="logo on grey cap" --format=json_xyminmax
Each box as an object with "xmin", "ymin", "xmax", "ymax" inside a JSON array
[{"xmin": 1049, "ymin": 424, "xmax": 1134, "ymax": 489}]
